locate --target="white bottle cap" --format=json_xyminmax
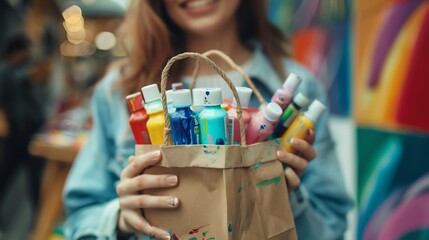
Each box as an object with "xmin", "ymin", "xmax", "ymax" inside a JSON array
[
  {"xmin": 263, "ymin": 102, "xmax": 283, "ymax": 122},
  {"xmin": 192, "ymin": 88, "xmax": 206, "ymax": 107},
  {"xmin": 305, "ymin": 100, "xmax": 326, "ymax": 123},
  {"xmin": 232, "ymin": 87, "xmax": 253, "ymax": 109},
  {"xmin": 283, "ymin": 73, "xmax": 302, "ymax": 91},
  {"xmin": 201, "ymin": 88, "xmax": 223, "ymax": 106},
  {"xmin": 172, "ymin": 89, "xmax": 192, "ymax": 107},
  {"xmin": 141, "ymin": 84, "xmax": 160, "ymax": 103},
  {"xmin": 293, "ymin": 93, "xmax": 309, "ymax": 108},
  {"xmin": 166, "ymin": 90, "xmax": 174, "ymax": 103}
]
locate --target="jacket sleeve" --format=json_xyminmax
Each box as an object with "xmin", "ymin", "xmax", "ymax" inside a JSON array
[
  {"xmin": 286, "ymin": 63, "xmax": 354, "ymax": 240},
  {"xmin": 63, "ymin": 79, "xmax": 127, "ymax": 240}
]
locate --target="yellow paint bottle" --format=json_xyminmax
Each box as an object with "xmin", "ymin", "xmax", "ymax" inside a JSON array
[
  {"xmin": 141, "ymin": 84, "xmax": 165, "ymax": 145},
  {"xmin": 280, "ymin": 100, "xmax": 326, "ymax": 153}
]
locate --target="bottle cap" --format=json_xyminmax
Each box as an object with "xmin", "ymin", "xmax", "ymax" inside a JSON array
[
  {"xmin": 126, "ymin": 92, "xmax": 144, "ymax": 112},
  {"xmin": 172, "ymin": 89, "xmax": 192, "ymax": 107},
  {"xmin": 232, "ymin": 87, "xmax": 253, "ymax": 109},
  {"xmin": 305, "ymin": 100, "xmax": 326, "ymax": 123},
  {"xmin": 172, "ymin": 83, "xmax": 184, "ymax": 91},
  {"xmin": 141, "ymin": 84, "xmax": 160, "ymax": 103},
  {"xmin": 293, "ymin": 93, "xmax": 309, "ymax": 108},
  {"xmin": 166, "ymin": 90, "xmax": 174, "ymax": 103},
  {"xmin": 192, "ymin": 88, "xmax": 205, "ymax": 107},
  {"xmin": 263, "ymin": 102, "xmax": 283, "ymax": 122},
  {"xmin": 283, "ymin": 73, "xmax": 302, "ymax": 91},
  {"xmin": 202, "ymin": 88, "xmax": 223, "ymax": 106}
]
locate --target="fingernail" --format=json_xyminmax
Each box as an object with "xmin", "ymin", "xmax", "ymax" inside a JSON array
[
  {"xmin": 166, "ymin": 175, "xmax": 178, "ymax": 186},
  {"xmin": 277, "ymin": 150, "xmax": 285, "ymax": 158},
  {"xmin": 291, "ymin": 138, "xmax": 300, "ymax": 146},
  {"xmin": 161, "ymin": 235, "xmax": 171, "ymax": 240},
  {"xmin": 167, "ymin": 197, "xmax": 178, "ymax": 207},
  {"xmin": 151, "ymin": 151, "xmax": 161, "ymax": 159}
]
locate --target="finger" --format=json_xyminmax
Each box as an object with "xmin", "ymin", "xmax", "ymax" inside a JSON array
[
  {"xmin": 119, "ymin": 195, "xmax": 180, "ymax": 209},
  {"xmin": 291, "ymin": 138, "xmax": 317, "ymax": 161},
  {"xmin": 122, "ymin": 210, "xmax": 171, "ymax": 240},
  {"xmin": 121, "ymin": 151, "xmax": 161, "ymax": 179},
  {"xmin": 117, "ymin": 175, "xmax": 178, "ymax": 195},
  {"xmin": 284, "ymin": 167, "xmax": 300, "ymax": 192},
  {"xmin": 277, "ymin": 150, "xmax": 308, "ymax": 175},
  {"xmin": 305, "ymin": 129, "xmax": 316, "ymax": 145}
]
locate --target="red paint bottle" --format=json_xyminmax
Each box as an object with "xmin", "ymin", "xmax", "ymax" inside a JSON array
[{"xmin": 126, "ymin": 92, "xmax": 151, "ymax": 144}]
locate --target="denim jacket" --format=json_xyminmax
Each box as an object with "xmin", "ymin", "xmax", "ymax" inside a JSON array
[{"xmin": 63, "ymin": 44, "xmax": 353, "ymax": 240}]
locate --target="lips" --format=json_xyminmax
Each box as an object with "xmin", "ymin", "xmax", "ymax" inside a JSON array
[{"xmin": 179, "ymin": 0, "xmax": 216, "ymax": 9}]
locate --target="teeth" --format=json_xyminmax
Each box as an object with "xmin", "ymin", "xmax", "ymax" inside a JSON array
[{"xmin": 187, "ymin": 0, "xmax": 214, "ymax": 8}]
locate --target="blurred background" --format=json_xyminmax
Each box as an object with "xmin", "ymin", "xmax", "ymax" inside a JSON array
[{"xmin": 0, "ymin": 0, "xmax": 428, "ymax": 239}]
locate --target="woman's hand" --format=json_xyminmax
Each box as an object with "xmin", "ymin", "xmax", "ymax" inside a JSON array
[
  {"xmin": 116, "ymin": 150, "xmax": 179, "ymax": 240},
  {"xmin": 277, "ymin": 129, "xmax": 316, "ymax": 192}
]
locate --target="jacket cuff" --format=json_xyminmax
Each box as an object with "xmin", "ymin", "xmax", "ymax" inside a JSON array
[
  {"xmin": 289, "ymin": 185, "xmax": 309, "ymax": 218},
  {"xmin": 97, "ymin": 198, "xmax": 121, "ymax": 238}
]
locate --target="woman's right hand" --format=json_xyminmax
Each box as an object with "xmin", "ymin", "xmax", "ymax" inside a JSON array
[{"xmin": 116, "ymin": 150, "xmax": 179, "ymax": 240}]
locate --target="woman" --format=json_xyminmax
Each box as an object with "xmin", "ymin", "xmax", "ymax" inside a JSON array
[{"xmin": 64, "ymin": 0, "xmax": 352, "ymax": 239}]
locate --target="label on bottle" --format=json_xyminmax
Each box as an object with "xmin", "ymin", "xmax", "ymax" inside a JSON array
[
  {"xmin": 141, "ymin": 131, "xmax": 150, "ymax": 144},
  {"xmin": 227, "ymin": 116, "xmax": 234, "ymax": 145},
  {"xmin": 283, "ymin": 110, "xmax": 299, "ymax": 128},
  {"xmin": 193, "ymin": 116, "xmax": 201, "ymax": 144}
]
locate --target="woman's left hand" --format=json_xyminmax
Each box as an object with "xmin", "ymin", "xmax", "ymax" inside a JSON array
[{"xmin": 277, "ymin": 129, "xmax": 316, "ymax": 192}]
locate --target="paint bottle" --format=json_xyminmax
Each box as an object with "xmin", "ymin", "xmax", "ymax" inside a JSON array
[
  {"xmin": 227, "ymin": 87, "xmax": 253, "ymax": 144},
  {"xmin": 126, "ymin": 92, "xmax": 151, "ymax": 144},
  {"xmin": 280, "ymin": 100, "xmax": 326, "ymax": 153},
  {"xmin": 166, "ymin": 90, "xmax": 175, "ymax": 114},
  {"xmin": 169, "ymin": 89, "xmax": 201, "ymax": 145},
  {"xmin": 141, "ymin": 84, "xmax": 165, "ymax": 145},
  {"xmin": 246, "ymin": 102, "xmax": 283, "ymax": 144},
  {"xmin": 172, "ymin": 82, "xmax": 184, "ymax": 91},
  {"xmin": 271, "ymin": 93, "xmax": 309, "ymax": 139},
  {"xmin": 271, "ymin": 73, "xmax": 302, "ymax": 110},
  {"xmin": 192, "ymin": 88, "xmax": 206, "ymax": 114},
  {"xmin": 199, "ymin": 88, "xmax": 228, "ymax": 145}
]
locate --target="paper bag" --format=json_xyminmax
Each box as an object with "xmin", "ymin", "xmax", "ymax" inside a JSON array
[{"xmin": 137, "ymin": 52, "xmax": 297, "ymax": 240}]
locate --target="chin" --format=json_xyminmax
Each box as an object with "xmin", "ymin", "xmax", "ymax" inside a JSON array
[{"xmin": 184, "ymin": 18, "xmax": 227, "ymax": 35}]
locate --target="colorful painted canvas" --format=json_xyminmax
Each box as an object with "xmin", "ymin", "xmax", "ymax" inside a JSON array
[
  {"xmin": 355, "ymin": 0, "xmax": 429, "ymax": 239},
  {"xmin": 269, "ymin": 0, "xmax": 352, "ymax": 116}
]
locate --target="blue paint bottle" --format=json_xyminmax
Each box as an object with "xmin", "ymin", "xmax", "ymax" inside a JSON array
[
  {"xmin": 199, "ymin": 88, "xmax": 228, "ymax": 145},
  {"xmin": 169, "ymin": 89, "xmax": 201, "ymax": 145}
]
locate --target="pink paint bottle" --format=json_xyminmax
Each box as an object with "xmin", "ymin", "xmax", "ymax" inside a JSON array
[
  {"xmin": 227, "ymin": 87, "xmax": 253, "ymax": 145},
  {"xmin": 271, "ymin": 73, "xmax": 302, "ymax": 110},
  {"xmin": 246, "ymin": 102, "xmax": 283, "ymax": 144}
]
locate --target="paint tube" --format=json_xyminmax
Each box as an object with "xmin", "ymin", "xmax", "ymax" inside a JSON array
[
  {"xmin": 126, "ymin": 92, "xmax": 151, "ymax": 144},
  {"xmin": 280, "ymin": 100, "xmax": 326, "ymax": 153},
  {"xmin": 199, "ymin": 88, "xmax": 228, "ymax": 145},
  {"xmin": 246, "ymin": 102, "xmax": 283, "ymax": 144},
  {"xmin": 141, "ymin": 84, "xmax": 165, "ymax": 145},
  {"xmin": 227, "ymin": 87, "xmax": 253, "ymax": 145},
  {"xmin": 271, "ymin": 93, "xmax": 309, "ymax": 139},
  {"xmin": 169, "ymin": 89, "xmax": 201, "ymax": 145}
]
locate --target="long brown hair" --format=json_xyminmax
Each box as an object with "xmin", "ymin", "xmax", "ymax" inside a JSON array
[{"xmin": 118, "ymin": 0, "xmax": 290, "ymax": 96}]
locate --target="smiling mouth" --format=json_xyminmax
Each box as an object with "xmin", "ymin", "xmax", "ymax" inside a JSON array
[{"xmin": 180, "ymin": 0, "xmax": 216, "ymax": 9}]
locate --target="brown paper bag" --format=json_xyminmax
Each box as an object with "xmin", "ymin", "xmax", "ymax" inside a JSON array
[{"xmin": 137, "ymin": 52, "xmax": 297, "ymax": 240}]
